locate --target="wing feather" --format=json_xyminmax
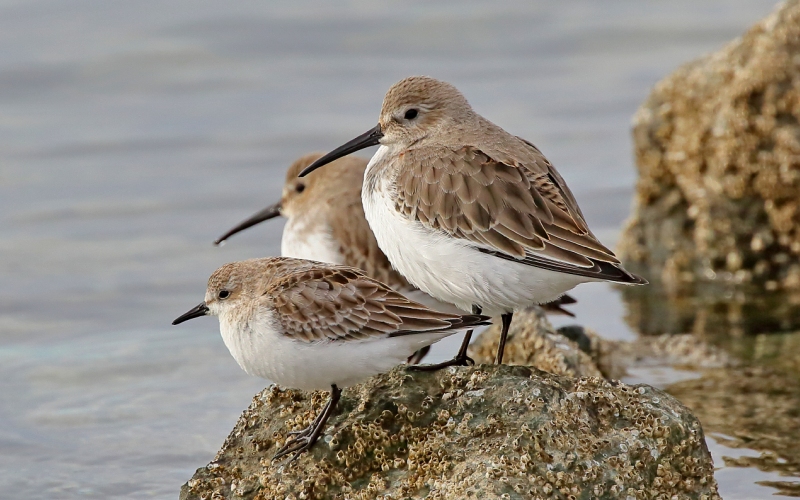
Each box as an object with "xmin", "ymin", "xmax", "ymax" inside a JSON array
[
  {"xmin": 393, "ymin": 142, "xmax": 643, "ymax": 284},
  {"xmin": 267, "ymin": 264, "xmax": 490, "ymax": 343}
]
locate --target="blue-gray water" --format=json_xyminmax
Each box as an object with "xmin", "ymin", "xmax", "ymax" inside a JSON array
[{"xmin": 0, "ymin": 1, "xmax": 782, "ymax": 498}]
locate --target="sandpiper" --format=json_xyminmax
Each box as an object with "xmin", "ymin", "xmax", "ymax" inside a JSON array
[
  {"xmin": 299, "ymin": 76, "xmax": 646, "ymax": 368},
  {"xmin": 214, "ymin": 152, "xmax": 575, "ymax": 365},
  {"xmin": 214, "ymin": 153, "xmax": 455, "ymax": 364},
  {"xmin": 214, "ymin": 154, "xmax": 408, "ymax": 288},
  {"xmin": 172, "ymin": 257, "xmax": 490, "ymax": 461}
]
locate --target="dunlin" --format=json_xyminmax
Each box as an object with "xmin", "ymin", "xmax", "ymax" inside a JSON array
[
  {"xmin": 172, "ymin": 257, "xmax": 490, "ymax": 461},
  {"xmin": 213, "ymin": 153, "xmax": 456, "ymax": 363},
  {"xmin": 214, "ymin": 152, "xmax": 575, "ymax": 365},
  {"xmin": 214, "ymin": 154, "xmax": 407, "ymax": 288},
  {"xmin": 299, "ymin": 76, "xmax": 646, "ymax": 367}
]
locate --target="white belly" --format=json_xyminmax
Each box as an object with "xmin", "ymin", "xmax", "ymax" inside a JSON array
[
  {"xmin": 281, "ymin": 217, "xmax": 344, "ymax": 264},
  {"xmin": 363, "ymin": 151, "xmax": 590, "ymax": 316},
  {"xmin": 218, "ymin": 309, "xmax": 454, "ymax": 390},
  {"xmin": 399, "ymin": 287, "xmax": 463, "ymax": 315}
]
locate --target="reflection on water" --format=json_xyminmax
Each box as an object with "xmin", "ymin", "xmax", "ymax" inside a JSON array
[
  {"xmin": 616, "ymin": 289, "xmax": 800, "ymax": 495},
  {"xmin": 621, "ymin": 279, "xmax": 800, "ymax": 337},
  {"xmin": 621, "ymin": 273, "xmax": 800, "ymax": 495},
  {"xmin": 707, "ymin": 435, "xmax": 797, "ymax": 500},
  {"xmin": 665, "ymin": 332, "xmax": 800, "ymax": 496},
  {"xmin": 0, "ymin": 0, "xmax": 789, "ymax": 498}
]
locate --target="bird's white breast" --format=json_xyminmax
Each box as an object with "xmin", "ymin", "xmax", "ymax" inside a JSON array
[
  {"xmin": 362, "ymin": 146, "xmax": 589, "ymax": 316},
  {"xmin": 217, "ymin": 306, "xmax": 455, "ymax": 391},
  {"xmin": 281, "ymin": 215, "xmax": 345, "ymax": 265}
]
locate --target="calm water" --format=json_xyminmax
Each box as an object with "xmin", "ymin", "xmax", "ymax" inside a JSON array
[{"xmin": 0, "ymin": 1, "xmax": 783, "ymax": 498}]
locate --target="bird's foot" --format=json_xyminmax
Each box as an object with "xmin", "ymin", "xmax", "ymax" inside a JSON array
[
  {"xmin": 272, "ymin": 433, "xmax": 320, "ymax": 464},
  {"xmin": 407, "ymin": 355, "xmax": 475, "ymax": 372},
  {"xmin": 275, "ymin": 417, "xmax": 325, "ymax": 461},
  {"xmin": 286, "ymin": 425, "xmax": 313, "ymax": 438},
  {"xmin": 273, "ymin": 384, "xmax": 340, "ymax": 464}
]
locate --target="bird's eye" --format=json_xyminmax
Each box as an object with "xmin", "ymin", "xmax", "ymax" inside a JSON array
[
  {"xmin": 295, "ymin": 183, "xmax": 305, "ymax": 193},
  {"xmin": 404, "ymin": 108, "xmax": 418, "ymax": 120},
  {"xmin": 218, "ymin": 290, "xmax": 230, "ymax": 300}
]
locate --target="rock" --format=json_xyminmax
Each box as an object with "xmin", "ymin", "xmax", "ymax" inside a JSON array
[
  {"xmin": 593, "ymin": 331, "xmax": 732, "ymax": 380},
  {"xmin": 181, "ymin": 364, "xmax": 719, "ymax": 500},
  {"xmin": 555, "ymin": 325, "xmax": 594, "ymax": 355},
  {"xmin": 468, "ymin": 307, "xmax": 605, "ymax": 378},
  {"xmin": 618, "ymin": 0, "xmax": 800, "ymax": 293}
]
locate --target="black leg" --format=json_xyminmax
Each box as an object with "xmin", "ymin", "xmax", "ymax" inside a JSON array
[
  {"xmin": 495, "ymin": 312, "xmax": 513, "ymax": 364},
  {"xmin": 406, "ymin": 345, "xmax": 431, "ymax": 365},
  {"xmin": 408, "ymin": 306, "xmax": 481, "ymax": 372},
  {"xmin": 273, "ymin": 384, "xmax": 342, "ymax": 463},
  {"xmin": 286, "ymin": 396, "xmax": 332, "ymax": 436}
]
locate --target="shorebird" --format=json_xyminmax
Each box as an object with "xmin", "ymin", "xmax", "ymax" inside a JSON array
[
  {"xmin": 214, "ymin": 152, "xmax": 576, "ymax": 365},
  {"xmin": 298, "ymin": 76, "xmax": 646, "ymax": 368},
  {"xmin": 215, "ymin": 153, "xmax": 410, "ymax": 291},
  {"xmin": 172, "ymin": 257, "xmax": 490, "ymax": 461}
]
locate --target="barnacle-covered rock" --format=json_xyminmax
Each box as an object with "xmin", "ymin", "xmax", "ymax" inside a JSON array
[
  {"xmin": 180, "ymin": 364, "xmax": 719, "ymax": 499},
  {"xmin": 468, "ymin": 306, "xmax": 604, "ymax": 378},
  {"xmin": 618, "ymin": 0, "xmax": 800, "ymax": 293}
]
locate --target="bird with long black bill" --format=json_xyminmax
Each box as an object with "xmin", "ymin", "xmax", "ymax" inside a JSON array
[{"xmin": 298, "ymin": 76, "xmax": 646, "ymax": 368}]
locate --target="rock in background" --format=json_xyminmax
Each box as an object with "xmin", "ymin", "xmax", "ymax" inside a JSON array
[
  {"xmin": 470, "ymin": 308, "xmax": 731, "ymax": 381},
  {"xmin": 611, "ymin": 5, "xmax": 800, "ymax": 490},
  {"xmin": 180, "ymin": 364, "xmax": 719, "ymax": 500},
  {"xmin": 618, "ymin": 0, "xmax": 800, "ymax": 294}
]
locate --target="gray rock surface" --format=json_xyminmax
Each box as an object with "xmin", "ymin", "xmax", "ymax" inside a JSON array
[{"xmin": 180, "ymin": 364, "xmax": 719, "ymax": 500}]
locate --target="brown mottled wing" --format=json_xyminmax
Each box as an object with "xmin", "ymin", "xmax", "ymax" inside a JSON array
[
  {"xmin": 394, "ymin": 144, "xmax": 644, "ymax": 283},
  {"xmin": 328, "ymin": 197, "xmax": 410, "ymax": 289},
  {"xmin": 266, "ymin": 265, "xmax": 482, "ymax": 343}
]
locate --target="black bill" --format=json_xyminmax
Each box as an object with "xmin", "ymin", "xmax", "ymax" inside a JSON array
[
  {"xmin": 172, "ymin": 303, "xmax": 210, "ymax": 325},
  {"xmin": 214, "ymin": 201, "xmax": 282, "ymax": 245},
  {"xmin": 298, "ymin": 124, "xmax": 383, "ymax": 177}
]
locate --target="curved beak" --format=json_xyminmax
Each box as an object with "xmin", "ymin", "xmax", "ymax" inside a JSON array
[
  {"xmin": 172, "ymin": 303, "xmax": 209, "ymax": 325},
  {"xmin": 298, "ymin": 124, "xmax": 383, "ymax": 177},
  {"xmin": 214, "ymin": 201, "xmax": 282, "ymax": 245}
]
